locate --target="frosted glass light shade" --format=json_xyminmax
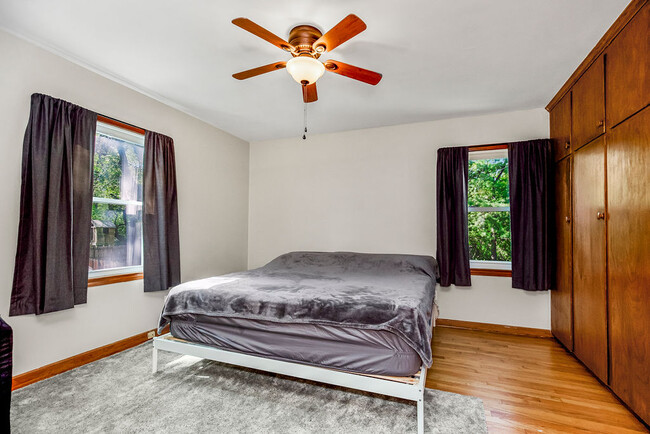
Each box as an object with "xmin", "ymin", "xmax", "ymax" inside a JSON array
[{"xmin": 286, "ymin": 56, "xmax": 325, "ymax": 85}]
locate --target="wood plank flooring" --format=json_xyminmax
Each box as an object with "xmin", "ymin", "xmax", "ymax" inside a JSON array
[{"xmin": 426, "ymin": 327, "xmax": 648, "ymax": 433}]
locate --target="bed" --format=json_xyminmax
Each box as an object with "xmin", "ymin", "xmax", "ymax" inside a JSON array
[{"xmin": 153, "ymin": 251, "xmax": 438, "ymax": 433}]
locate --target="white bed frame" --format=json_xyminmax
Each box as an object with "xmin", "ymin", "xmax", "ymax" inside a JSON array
[{"xmin": 153, "ymin": 334, "xmax": 427, "ymax": 433}]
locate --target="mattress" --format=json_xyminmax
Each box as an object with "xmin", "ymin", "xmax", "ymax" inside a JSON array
[
  {"xmin": 169, "ymin": 313, "xmax": 424, "ymax": 376},
  {"xmin": 160, "ymin": 252, "xmax": 439, "ymax": 367}
]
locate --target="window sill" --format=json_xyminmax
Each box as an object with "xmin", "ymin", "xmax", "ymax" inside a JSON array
[
  {"xmin": 471, "ymin": 268, "xmax": 512, "ymax": 277},
  {"xmin": 470, "ymin": 260, "xmax": 512, "ymax": 277},
  {"xmin": 88, "ymin": 272, "xmax": 143, "ymax": 287}
]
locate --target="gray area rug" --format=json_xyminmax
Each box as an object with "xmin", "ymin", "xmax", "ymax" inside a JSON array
[{"xmin": 12, "ymin": 343, "xmax": 487, "ymax": 433}]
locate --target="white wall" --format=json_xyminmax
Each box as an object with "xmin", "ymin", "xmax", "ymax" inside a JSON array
[
  {"xmin": 249, "ymin": 108, "xmax": 551, "ymax": 330},
  {"xmin": 0, "ymin": 30, "xmax": 250, "ymax": 375}
]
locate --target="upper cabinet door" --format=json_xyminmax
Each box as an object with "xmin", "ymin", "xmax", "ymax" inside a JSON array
[
  {"xmin": 606, "ymin": 4, "xmax": 650, "ymax": 128},
  {"xmin": 550, "ymin": 92, "xmax": 572, "ymax": 161},
  {"xmin": 572, "ymin": 56, "xmax": 605, "ymax": 150}
]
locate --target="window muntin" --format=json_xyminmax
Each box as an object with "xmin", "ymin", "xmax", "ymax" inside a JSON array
[
  {"xmin": 468, "ymin": 149, "xmax": 511, "ymax": 266},
  {"xmin": 89, "ymin": 122, "xmax": 144, "ymax": 276}
]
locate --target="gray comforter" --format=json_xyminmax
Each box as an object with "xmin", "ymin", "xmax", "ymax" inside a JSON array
[{"xmin": 159, "ymin": 251, "xmax": 439, "ymax": 366}]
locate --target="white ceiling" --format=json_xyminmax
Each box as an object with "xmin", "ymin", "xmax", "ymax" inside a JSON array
[{"xmin": 0, "ymin": 0, "xmax": 629, "ymax": 142}]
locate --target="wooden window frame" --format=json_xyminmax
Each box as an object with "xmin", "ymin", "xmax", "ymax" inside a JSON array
[
  {"xmin": 88, "ymin": 272, "xmax": 143, "ymax": 287},
  {"xmin": 89, "ymin": 115, "xmax": 146, "ymax": 287},
  {"xmin": 97, "ymin": 115, "xmax": 145, "ymax": 135},
  {"xmin": 468, "ymin": 143, "xmax": 512, "ymax": 277},
  {"xmin": 471, "ymin": 268, "xmax": 512, "ymax": 277}
]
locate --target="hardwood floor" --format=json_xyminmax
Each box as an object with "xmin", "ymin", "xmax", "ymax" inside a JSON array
[{"xmin": 426, "ymin": 327, "xmax": 648, "ymax": 433}]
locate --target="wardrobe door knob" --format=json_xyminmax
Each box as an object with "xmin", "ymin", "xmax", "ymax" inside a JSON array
[
  {"xmin": 564, "ymin": 141, "xmax": 570, "ymax": 150},
  {"xmin": 596, "ymin": 212, "xmax": 605, "ymax": 220},
  {"xmin": 597, "ymin": 120, "xmax": 604, "ymax": 129},
  {"xmin": 565, "ymin": 216, "xmax": 571, "ymax": 223}
]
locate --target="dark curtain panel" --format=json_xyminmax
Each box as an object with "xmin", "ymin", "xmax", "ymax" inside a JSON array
[
  {"xmin": 143, "ymin": 131, "xmax": 181, "ymax": 292},
  {"xmin": 10, "ymin": 94, "xmax": 96, "ymax": 316},
  {"xmin": 508, "ymin": 139, "xmax": 553, "ymax": 290},
  {"xmin": 0, "ymin": 317, "xmax": 11, "ymax": 432},
  {"xmin": 436, "ymin": 147, "xmax": 471, "ymax": 287}
]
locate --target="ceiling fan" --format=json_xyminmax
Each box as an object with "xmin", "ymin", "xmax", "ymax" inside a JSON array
[{"xmin": 232, "ymin": 14, "xmax": 382, "ymax": 103}]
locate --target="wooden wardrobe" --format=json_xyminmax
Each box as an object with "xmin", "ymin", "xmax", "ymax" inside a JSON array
[{"xmin": 547, "ymin": 0, "xmax": 649, "ymax": 425}]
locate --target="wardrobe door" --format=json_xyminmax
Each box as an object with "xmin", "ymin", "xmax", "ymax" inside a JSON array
[
  {"xmin": 607, "ymin": 106, "xmax": 650, "ymax": 424},
  {"xmin": 572, "ymin": 136, "xmax": 607, "ymax": 383},
  {"xmin": 551, "ymin": 156, "xmax": 573, "ymax": 350},
  {"xmin": 606, "ymin": 4, "xmax": 650, "ymax": 128},
  {"xmin": 572, "ymin": 56, "xmax": 605, "ymax": 150},
  {"xmin": 550, "ymin": 92, "xmax": 572, "ymax": 161}
]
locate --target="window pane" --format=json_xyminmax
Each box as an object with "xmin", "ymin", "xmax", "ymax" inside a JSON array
[
  {"xmin": 468, "ymin": 211, "xmax": 511, "ymax": 262},
  {"xmin": 93, "ymin": 133, "xmax": 144, "ymax": 202},
  {"xmin": 90, "ymin": 202, "xmax": 142, "ymax": 271},
  {"xmin": 468, "ymin": 158, "xmax": 509, "ymax": 207}
]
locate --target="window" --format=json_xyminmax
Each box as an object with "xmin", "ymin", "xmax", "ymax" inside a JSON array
[
  {"xmin": 468, "ymin": 148, "xmax": 511, "ymax": 272},
  {"xmin": 89, "ymin": 119, "xmax": 144, "ymax": 278}
]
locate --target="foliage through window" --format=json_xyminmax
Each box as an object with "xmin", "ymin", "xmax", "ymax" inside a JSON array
[
  {"xmin": 468, "ymin": 149, "xmax": 511, "ymax": 263},
  {"xmin": 90, "ymin": 122, "xmax": 144, "ymax": 273}
]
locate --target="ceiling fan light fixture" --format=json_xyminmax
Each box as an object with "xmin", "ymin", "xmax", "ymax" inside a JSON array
[{"xmin": 286, "ymin": 56, "xmax": 325, "ymax": 85}]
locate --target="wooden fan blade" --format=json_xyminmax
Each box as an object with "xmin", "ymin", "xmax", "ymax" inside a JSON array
[
  {"xmin": 233, "ymin": 62, "xmax": 287, "ymax": 80},
  {"xmin": 313, "ymin": 14, "xmax": 367, "ymax": 53},
  {"xmin": 324, "ymin": 60, "xmax": 382, "ymax": 85},
  {"xmin": 232, "ymin": 18, "xmax": 295, "ymax": 52},
  {"xmin": 302, "ymin": 83, "xmax": 318, "ymax": 103}
]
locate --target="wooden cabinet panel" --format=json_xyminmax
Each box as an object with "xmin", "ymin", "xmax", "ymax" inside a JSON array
[
  {"xmin": 572, "ymin": 136, "xmax": 607, "ymax": 383},
  {"xmin": 550, "ymin": 92, "xmax": 572, "ymax": 161},
  {"xmin": 551, "ymin": 157, "xmax": 573, "ymax": 350},
  {"xmin": 572, "ymin": 57, "xmax": 605, "ymax": 150},
  {"xmin": 606, "ymin": 4, "xmax": 650, "ymax": 128},
  {"xmin": 607, "ymin": 106, "xmax": 650, "ymax": 424}
]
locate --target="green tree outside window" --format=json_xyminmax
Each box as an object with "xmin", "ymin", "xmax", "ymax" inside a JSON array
[{"xmin": 468, "ymin": 158, "xmax": 511, "ymax": 262}]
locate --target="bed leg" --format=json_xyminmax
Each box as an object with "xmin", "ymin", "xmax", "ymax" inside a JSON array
[
  {"xmin": 152, "ymin": 346, "xmax": 158, "ymax": 374},
  {"xmin": 416, "ymin": 384, "xmax": 425, "ymax": 434},
  {"xmin": 417, "ymin": 396, "xmax": 424, "ymax": 434}
]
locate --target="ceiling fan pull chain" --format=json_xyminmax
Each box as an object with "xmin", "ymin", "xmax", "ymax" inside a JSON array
[{"xmin": 303, "ymin": 102, "xmax": 307, "ymax": 140}]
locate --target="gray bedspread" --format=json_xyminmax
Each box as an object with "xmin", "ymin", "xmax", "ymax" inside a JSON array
[{"xmin": 158, "ymin": 251, "xmax": 439, "ymax": 366}]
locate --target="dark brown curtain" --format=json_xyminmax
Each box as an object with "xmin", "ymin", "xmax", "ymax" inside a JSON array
[
  {"xmin": 143, "ymin": 131, "xmax": 180, "ymax": 292},
  {"xmin": 0, "ymin": 317, "xmax": 11, "ymax": 432},
  {"xmin": 10, "ymin": 94, "xmax": 96, "ymax": 316},
  {"xmin": 436, "ymin": 147, "xmax": 471, "ymax": 286},
  {"xmin": 508, "ymin": 139, "xmax": 553, "ymax": 290}
]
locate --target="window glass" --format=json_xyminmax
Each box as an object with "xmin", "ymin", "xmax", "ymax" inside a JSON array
[
  {"xmin": 93, "ymin": 133, "xmax": 143, "ymax": 201},
  {"xmin": 90, "ymin": 203, "xmax": 142, "ymax": 270},
  {"xmin": 468, "ymin": 210, "xmax": 511, "ymax": 262},
  {"xmin": 468, "ymin": 153, "xmax": 511, "ymax": 263},
  {"xmin": 90, "ymin": 122, "xmax": 144, "ymax": 273}
]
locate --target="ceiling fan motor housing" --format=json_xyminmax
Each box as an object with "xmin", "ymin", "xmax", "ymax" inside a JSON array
[{"xmin": 288, "ymin": 25, "xmax": 323, "ymax": 58}]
